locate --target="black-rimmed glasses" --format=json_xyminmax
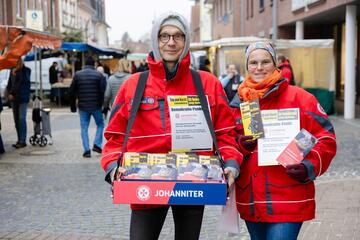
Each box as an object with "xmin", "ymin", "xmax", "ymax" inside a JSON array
[{"xmin": 158, "ymin": 33, "xmax": 185, "ymax": 43}]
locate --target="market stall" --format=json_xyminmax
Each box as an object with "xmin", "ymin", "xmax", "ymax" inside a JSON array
[{"xmin": 190, "ymin": 37, "xmax": 336, "ymax": 114}]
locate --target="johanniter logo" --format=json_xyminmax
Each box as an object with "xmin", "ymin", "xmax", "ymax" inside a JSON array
[{"xmin": 136, "ymin": 185, "xmax": 151, "ymax": 201}]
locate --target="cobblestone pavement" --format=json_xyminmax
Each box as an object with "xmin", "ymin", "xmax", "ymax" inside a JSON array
[{"xmin": 0, "ymin": 107, "xmax": 359, "ymax": 240}]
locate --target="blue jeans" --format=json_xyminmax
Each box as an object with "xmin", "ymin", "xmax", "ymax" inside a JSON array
[
  {"xmin": 11, "ymin": 102, "xmax": 28, "ymax": 143},
  {"xmin": 78, "ymin": 109, "xmax": 104, "ymax": 152},
  {"xmin": 245, "ymin": 221, "xmax": 303, "ymax": 240}
]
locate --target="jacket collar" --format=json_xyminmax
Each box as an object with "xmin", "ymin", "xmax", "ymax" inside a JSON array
[
  {"xmin": 147, "ymin": 51, "xmax": 191, "ymax": 81},
  {"xmin": 261, "ymin": 78, "xmax": 289, "ymax": 100},
  {"xmin": 84, "ymin": 65, "xmax": 95, "ymax": 70}
]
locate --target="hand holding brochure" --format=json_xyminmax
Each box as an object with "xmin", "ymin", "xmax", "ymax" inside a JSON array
[
  {"xmin": 276, "ymin": 128, "xmax": 318, "ymax": 167},
  {"xmin": 239, "ymin": 99, "xmax": 264, "ymax": 139}
]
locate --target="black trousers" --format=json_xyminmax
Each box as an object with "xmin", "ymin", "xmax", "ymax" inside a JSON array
[{"xmin": 130, "ymin": 205, "xmax": 205, "ymax": 240}]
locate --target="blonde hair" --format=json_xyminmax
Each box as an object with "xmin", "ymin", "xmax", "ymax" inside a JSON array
[{"xmin": 118, "ymin": 59, "xmax": 129, "ymax": 73}]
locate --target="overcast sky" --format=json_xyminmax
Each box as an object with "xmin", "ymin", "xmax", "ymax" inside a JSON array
[{"xmin": 105, "ymin": 0, "xmax": 194, "ymax": 44}]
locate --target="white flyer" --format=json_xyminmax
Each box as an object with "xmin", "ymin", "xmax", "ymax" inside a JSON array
[
  {"xmin": 258, "ymin": 108, "xmax": 300, "ymax": 166},
  {"xmin": 168, "ymin": 95, "xmax": 213, "ymax": 152}
]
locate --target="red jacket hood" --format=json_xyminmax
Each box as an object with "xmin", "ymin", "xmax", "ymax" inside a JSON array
[{"xmin": 278, "ymin": 60, "xmax": 291, "ymax": 68}]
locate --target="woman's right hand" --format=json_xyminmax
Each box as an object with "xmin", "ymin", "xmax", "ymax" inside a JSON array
[{"xmin": 237, "ymin": 135, "xmax": 257, "ymax": 151}]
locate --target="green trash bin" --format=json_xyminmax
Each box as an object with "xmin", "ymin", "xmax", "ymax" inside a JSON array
[{"xmin": 304, "ymin": 88, "xmax": 336, "ymax": 115}]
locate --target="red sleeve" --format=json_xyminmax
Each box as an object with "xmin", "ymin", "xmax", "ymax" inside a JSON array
[
  {"xmin": 299, "ymin": 93, "xmax": 336, "ymax": 180},
  {"xmin": 211, "ymin": 76, "xmax": 243, "ymax": 168}
]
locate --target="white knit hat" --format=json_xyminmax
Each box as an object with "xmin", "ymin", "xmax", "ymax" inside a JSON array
[{"xmin": 160, "ymin": 18, "xmax": 185, "ymax": 34}]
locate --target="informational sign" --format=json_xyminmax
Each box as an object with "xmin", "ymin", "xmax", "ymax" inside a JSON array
[
  {"xmin": 291, "ymin": 0, "xmax": 323, "ymax": 12},
  {"xmin": 168, "ymin": 95, "xmax": 212, "ymax": 152},
  {"xmin": 26, "ymin": 10, "xmax": 44, "ymax": 31},
  {"xmin": 258, "ymin": 108, "xmax": 300, "ymax": 166}
]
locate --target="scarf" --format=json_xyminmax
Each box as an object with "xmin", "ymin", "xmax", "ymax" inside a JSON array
[{"xmin": 238, "ymin": 69, "xmax": 282, "ymax": 101}]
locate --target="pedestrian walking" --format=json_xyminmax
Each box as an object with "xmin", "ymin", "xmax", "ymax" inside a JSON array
[
  {"xmin": 49, "ymin": 61, "xmax": 59, "ymax": 102},
  {"xmin": 69, "ymin": 56, "xmax": 106, "ymax": 158},
  {"xmin": 97, "ymin": 65, "xmax": 109, "ymax": 82},
  {"xmin": 234, "ymin": 42, "xmax": 337, "ymax": 239},
  {"xmin": 102, "ymin": 59, "xmax": 131, "ymax": 118},
  {"xmin": 101, "ymin": 11, "xmax": 242, "ymax": 240},
  {"xmin": 6, "ymin": 59, "xmax": 31, "ymax": 149},
  {"xmin": 0, "ymin": 97, "xmax": 5, "ymax": 154}
]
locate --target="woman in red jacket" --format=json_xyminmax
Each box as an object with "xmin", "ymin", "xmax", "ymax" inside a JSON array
[{"xmin": 235, "ymin": 42, "xmax": 336, "ymax": 239}]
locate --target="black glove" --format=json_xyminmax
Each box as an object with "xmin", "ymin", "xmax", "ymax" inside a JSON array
[
  {"xmin": 102, "ymin": 107, "xmax": 109, "ymax": 118},
  {"xmin": 286, "ymin": 163, "xmax": 308, "ymax": 183},
  {"xmin": 237, "ymin": 135, "xmax": 257, "ymax": 151}
]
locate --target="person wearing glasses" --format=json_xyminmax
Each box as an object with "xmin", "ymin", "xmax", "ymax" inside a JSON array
[
  {"xmin": 233, "ymin": 42, "xmax": 336, "ymax": 239},
  {"xmin": 100, "ymin": 12, "xmax": 242, "ymax": 239}
]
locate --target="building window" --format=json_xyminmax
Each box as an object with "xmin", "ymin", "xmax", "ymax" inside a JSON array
[
  {"xmin": 16, "ymin": 0, "xmax": 23, "ymax": 18},
  {"xmin": 0, "ymin": 0, "xmax": 4, "ymax": 24},
  {"xmin": 44, "ymin": 0, "xmax": 48, "ymax": 28},
  {"xmin": 259, "ymin": 0, "xmax": 264, "ymax": 12},
  {"xmin": 217, "ymin": 1, "xmax": 221, "ymax": 21},
  {"xmin": 246, "ymin": 0, "xmax": 249, "ymax": 19},
  {"xmin": 219, "ymin": 0, "xmax": 223, "ymax": 19},
  {"xmin": 222, "ymin": 0, "xmax": 226, "ymax": 16},
  {"xmin": 51, "ymin": 0, "xmax": 56, "ymax": 28},
  {"xmin": 251, "ymin": 0, "xmax": 254, "ymax": 17},
  {"xmin": 214, "ymin": 1, "xmax": 217, "ymax": 20},
  {"xmin": 227, "ymin": 0, "xmax": 233, "ymax": 13}
]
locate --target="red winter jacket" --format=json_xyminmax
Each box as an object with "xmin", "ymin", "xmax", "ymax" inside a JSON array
[
  {"xmin": 234, "ymin": 79, "xmax": 336, "ymax": 222},
  {"xmin": 101, "ymin": 53, "xmax": 243, "ymax": 210}
]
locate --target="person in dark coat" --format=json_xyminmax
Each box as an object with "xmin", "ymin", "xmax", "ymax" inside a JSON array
[
  {"xmin": 136, "ymin": 59, "xmax": 149, "ymax": 72},
  {"xmin": 0, "ymin": 97, "xmax": 4, "ymax": 154},
  {"xmin": 49, "ymin": 62, "xmax": 59, "ymax": 102},
  {"xmin": 69, "ymin": 56, "xmax": 106, "ymax": 158},
  {"xmin": 6, "ymin": 59, "xmax": 31, "ymax": 148},
  {"xmin": 49, "ymin": 62, "xmax": 59, "ymax": 84}
]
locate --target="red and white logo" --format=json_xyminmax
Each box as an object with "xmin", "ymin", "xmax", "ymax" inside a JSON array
[
  {"xmin": 136, "ymin": 185, "xmax": 151, "ymax": 201},
  {"xmin": 317, "ymin": 103, "xmax": 326, "ymax": 115}
]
